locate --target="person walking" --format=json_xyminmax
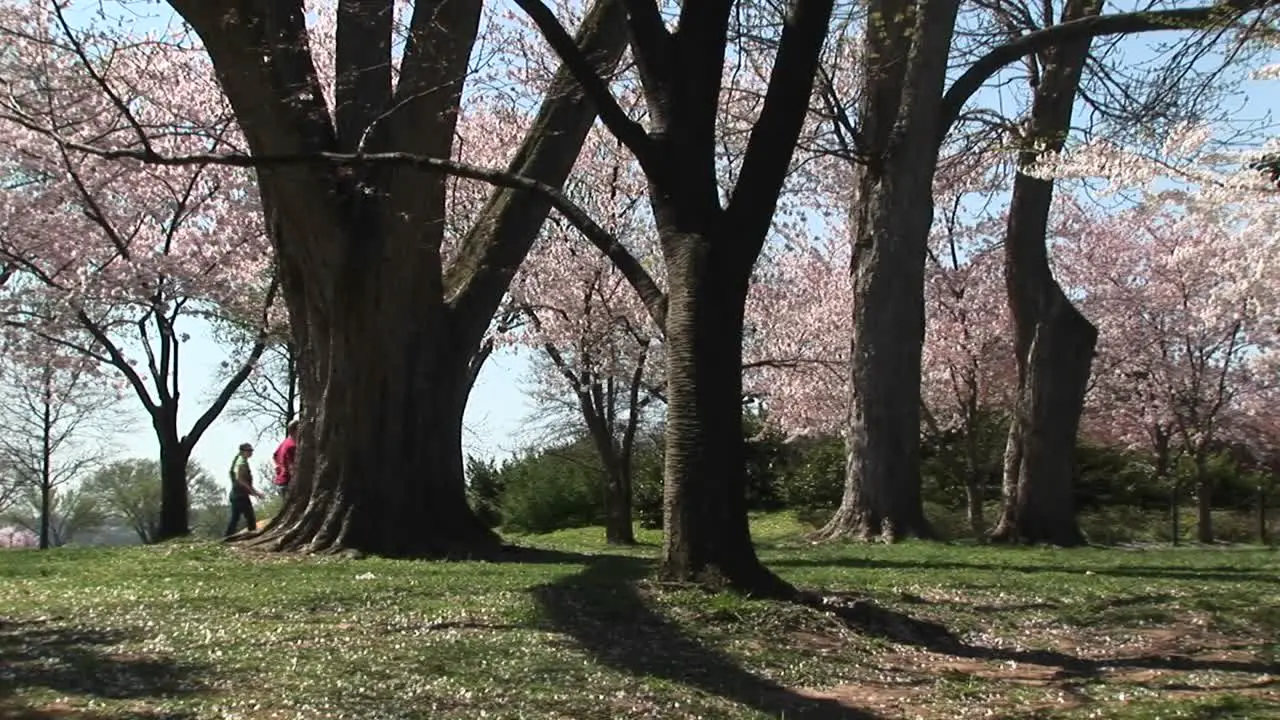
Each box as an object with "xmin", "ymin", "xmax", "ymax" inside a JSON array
[
  {"xmin": 272, "ymin": 420, "xmax": 299, "ymax": 499},
  {"xmin": 225, "ymin": 442, "xmax": 264, "ymax": 537}
]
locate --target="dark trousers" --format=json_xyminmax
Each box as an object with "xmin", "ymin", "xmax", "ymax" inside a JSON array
[{"xmin": 224, "ymin": 495, "xmax": 257, "ymax": 537}]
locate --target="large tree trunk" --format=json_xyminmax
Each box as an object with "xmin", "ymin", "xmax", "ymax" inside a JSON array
[
  {"xmin": 989, "ymin": 0, "xmax": 1099, "ymax": 547},
  {"xmin": 170, "ymin": 0, "xmax": 629, "ymax": 556},
  {"xmin": 990, "ymin": 296, "xmax": 1094, "ymax": 545},
  {"xmin": 262, "ymin": 318, "xmax": 494, "ymax": 555},
  {"xmin": 821, "ymin": 0, "xmax": 960, "ymax": 543},
  {"xmin": 660, "ymin": 236, "xmax": 790, "ymax": 597}
]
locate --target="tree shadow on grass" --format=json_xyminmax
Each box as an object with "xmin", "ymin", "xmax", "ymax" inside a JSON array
[
  {"xmin": 0, "ymin": 617, "xmax": 206, "ymax": 715},
  {"xmin": 808, "ymin": 593, "xmax": 1280, "ymax": 679},
  {"xmin": 529, "ymin": 555, "xmax": 881, "ymax": 719},
  {"xmin": 769, "ymin": 556, "xmax": 1280, "ymax": 586}
]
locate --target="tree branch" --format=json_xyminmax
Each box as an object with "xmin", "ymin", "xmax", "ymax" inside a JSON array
[
  {"xmin": 938, "ymin": 0, "xmax": 1273, "ymax": 145},
  {"xmin": 511, "ymin": 0, "xmax": 658, "ymax": 169}
]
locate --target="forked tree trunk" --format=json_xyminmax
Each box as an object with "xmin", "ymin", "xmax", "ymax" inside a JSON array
[
  {"xmin": 989, "ymin": 0, "xmax": 1099, "ymax": 547},
  {"xmin": 989, "ymin": 295, "xmax": 1094, "ymax": 545},
  {"xmin": 823, "ymin": 0, "xmax": 959, "ymax": 543},
  {"xmin": 660, "ymin": 236, "xmax": 791, "ymax": 597},
  {"xmin": 171, "ymin": 0, "xmax": 629, "ymax": 556}
]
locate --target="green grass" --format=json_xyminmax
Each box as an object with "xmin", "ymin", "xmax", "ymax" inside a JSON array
[{"xmin": 1, "ymin": 512, "xmax": 1278, "ymax": 719}]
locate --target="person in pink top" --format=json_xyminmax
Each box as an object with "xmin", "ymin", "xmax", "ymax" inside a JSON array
[{"xmin": 272, "ymin": 420, "xmax": 299, "ymax": 499}]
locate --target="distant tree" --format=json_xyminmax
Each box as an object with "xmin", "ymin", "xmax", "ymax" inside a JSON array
[
  {"xmin": 82, "ymin": 458, "xmax": 221, "ymax": 544},
  {"xmin": 0, "ymin": 351, "xmax": 123, "ymax": 548},
  {"xmin": 3, "ymin": 485, "xmax": 105, "ymax": 547},
  {"xmin": 0, "ymin": 524, "xmax": 37, "ymax": 548}
]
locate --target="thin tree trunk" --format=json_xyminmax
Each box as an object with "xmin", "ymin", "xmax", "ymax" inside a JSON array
[
  {"xmin": 964, "ymin": 477, "xmax": 984, "ymax": 538},
  {"xmin": 1257, "ymin": 480, "xmax": 1268, "ymax": 545},
  {"xmin": 1196, "ymin": 451, "xmax": 1213, "ymax": 543},
  {"xmin": 1171, "ymin": 478, "xmax": 1181, "ymax": 545},
  {"xmin": 989, "ymin": 0, "xmax": 1099, "ymax": 547},
  {"xmin": 38, "ymin": 380, "xmax": 51, "ymax": 550},
  {"xmin": 659, "ymin": 235, "xmax": 791, "ymax": 597},
  {"xmin": 964, "ymin": 398, "xmax": 985, "ymax": 537}
]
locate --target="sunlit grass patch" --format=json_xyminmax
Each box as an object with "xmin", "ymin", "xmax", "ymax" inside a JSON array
[{"xmin": 1, "ymin": 512, "xmax": 1276, "ymax": 719}]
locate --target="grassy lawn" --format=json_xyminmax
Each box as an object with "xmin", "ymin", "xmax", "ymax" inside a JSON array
[{"xmin": 1, "ymin": 513, "xmax": 1277, "ymax": 719}]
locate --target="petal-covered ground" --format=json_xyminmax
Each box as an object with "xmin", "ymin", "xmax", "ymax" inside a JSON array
[{"xmin": 1, "ymin": 514, "xmax": 1276, "ymax": 719}]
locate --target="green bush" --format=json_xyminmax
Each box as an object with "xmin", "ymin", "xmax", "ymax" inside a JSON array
[
  {"xmin": 498, "ymin": 443, "xmax": 604, "ymax": 534},
  {"xmin": 776, "ymin": 436, "xmax": 845, "ymax": 510},
  {"xmin": 465, "ymin": 455, "xmax": 504, "ymax": 529},
  {"xmin": 632, "ymin": 448, "xmax": 664, "ymax": 529}
]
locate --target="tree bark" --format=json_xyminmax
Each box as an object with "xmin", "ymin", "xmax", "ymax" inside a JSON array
[
  {"xmin": 990, "ymin": 296, "xmax": 1094, "ymax": 545},
  {"xmin": 1195, "ymin": 451, "xmax": 1213, "ymax": 543},
  {"xmin": 822, "ymin": 0, "xmax": 960, "ymax": 543},
  {"xmin": 1257, "ymin": 480, "xmax": 1268, "ymax": 545},
  {"xmin": 156, "ymin": 415, "xmax": 192, "ymax": 542},
  {"xmin": 602, "ymin": 456, "xmax": 635, "ymax": 545},
  {"xmin": 38, "ymin": 382, "xmax": 51, "ymax": 550},
  {"xmin": 988, "ymin": 0, "xmax": 1099, "ymax": 547},
  {"xmin": 659, "ymin": 235, "xmax": 789, "ymax": 596},
  {"xmin": 169, "ymin": 0, "xmax": 629, "ymax": 556}
]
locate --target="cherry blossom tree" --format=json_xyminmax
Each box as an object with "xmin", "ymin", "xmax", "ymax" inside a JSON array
[
  {"xmin": 920, "ymin": 211, "xmax": 1015, "ymax": 536},
  {"xmin": 831, "ymin": 0, "xmax": 1274, "ymax": 544},
  {"xmin": 0, "ymin": 3, "xmax": 277, "ymax": 539},
  {"xmin": 126, "ymin": 0, "xmax": 633, "ymax": 555},
  {"xmin": 506, "ymin": 123, "xmax": 662, "ymax": 545},
  {"xmin": 1054, "ymin": 183, "xmax": 1280, "ymax": 543}
]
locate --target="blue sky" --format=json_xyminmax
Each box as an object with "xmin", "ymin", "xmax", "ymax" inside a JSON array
[{"xmin": 62, "ymin": 0, "xmax": 1280, "ymax": 478}]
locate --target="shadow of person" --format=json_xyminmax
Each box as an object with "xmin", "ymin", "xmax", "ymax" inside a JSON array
[{"xmin": 530, "ymin": 555, "xmax": 880, "ymax": 719}]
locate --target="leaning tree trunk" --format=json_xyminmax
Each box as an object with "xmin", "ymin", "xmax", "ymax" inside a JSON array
[
  {"xmin": 821, "ymin": 0, "xmax": 959, "ymax": 543},
  {"xmin": 989, "ymin": 0, "xmax": 1099, "ymax": 547},
  {"xmin": 660, "ymin": 235, "xmax": 791, "ymax": 597},
  {"xmin": 990, "ymin": 295, "xmax": 1094, "ymax": 545}
]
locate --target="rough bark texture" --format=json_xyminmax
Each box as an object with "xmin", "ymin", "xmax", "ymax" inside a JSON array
[
  {"xmin": 157, "ymin": 424, "xmax": 192, "ymax": 541},
  {"xmin": 988, "ymin": 0, "xmax": 1099, "ymax": 547},
  {"xmin": 821, "ymin": 0, "xmax": 960, "ymax": 542},
  {"xmin": 529, "ymin": 0, "xmax": 837, "ymax": 593},
  {"xmin": 658, "ymin": 234, "xmax": 791, "ymax": 595},
  {"xmin": 168, "ymin": 0, "xmax": 629, "ymax": 555},
  {"xmin": 990, "ymin": 296, "xmax": 1094, "ymax": 545}
]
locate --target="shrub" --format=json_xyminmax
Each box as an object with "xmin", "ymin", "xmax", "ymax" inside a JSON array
[
  {"xmin": 498, "ymin": 443, "xmax": 604, "ymax": 534},
  {"xmin": 776, "ymin": 436, "xmax": 845, "ymax": 510}
]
